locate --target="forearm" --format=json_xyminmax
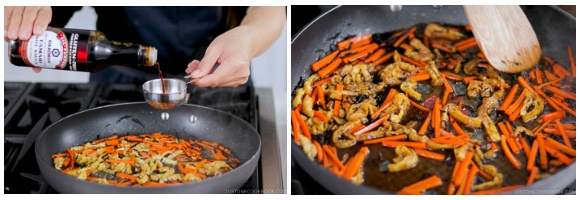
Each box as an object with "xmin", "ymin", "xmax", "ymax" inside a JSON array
[{"xmin": 240, "ymin": 6, "xmax": 286, "ymax": 57}]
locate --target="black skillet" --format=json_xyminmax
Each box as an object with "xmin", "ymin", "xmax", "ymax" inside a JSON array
[
  {"xmin": 291, "ymin": 5, "xmax": 575, "ymax": 194},
  {"xmin": 35, "ymin": 103, "xmax": 261, "ymax": 193}
]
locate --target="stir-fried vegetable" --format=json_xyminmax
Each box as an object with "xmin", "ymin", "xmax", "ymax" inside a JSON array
[
  {"xmin": 52, "ymin": 133, "xmax": 240, "ymax": 186},
  {"xmin": 292, "ymin": 23, "xmax": 575, "ymax": 195}
]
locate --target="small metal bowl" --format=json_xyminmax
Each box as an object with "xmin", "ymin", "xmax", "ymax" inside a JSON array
[{"xmin": 142, "ymin": 78, "xmax": 187, "ymax": 110}]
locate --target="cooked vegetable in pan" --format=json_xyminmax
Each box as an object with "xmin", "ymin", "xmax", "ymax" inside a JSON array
[
  {"xmin": 52, "ymin": 133, "xmax": 241, "ymax": 186},
  {"xmin": 292, "ymin": 23, "xmax": 575, "ymax": 195}
]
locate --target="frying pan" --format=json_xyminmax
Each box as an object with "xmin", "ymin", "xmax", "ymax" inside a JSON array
[
  {"xmin": 291, "ymin": 5, "xmax": 575, "ymax": 194},
  {"xmin": 35, "ymin": 102, "xmax": 261, "ymax": 193}
]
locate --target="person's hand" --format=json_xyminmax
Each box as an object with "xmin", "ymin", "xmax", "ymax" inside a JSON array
[
  {"xmin": 185, "ymin": 25, "xmax": 254, "ymax": 87},
  {"xmin": 5, "ymin": 6, "xmax": 52, "ymax": 41},
  {"xmin": 5, "ymin": 6, "xmax": 51, "ymax": 73}
]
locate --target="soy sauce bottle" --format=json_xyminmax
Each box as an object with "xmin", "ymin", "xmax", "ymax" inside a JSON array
[{"xmin": 8, "ymin": 27, "xmax": 157, "ymax": 72}]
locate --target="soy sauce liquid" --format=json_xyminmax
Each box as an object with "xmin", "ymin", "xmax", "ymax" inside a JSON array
[{"xmin": 155, "ymin": 62, "xmax": 167, "ymax": 93}]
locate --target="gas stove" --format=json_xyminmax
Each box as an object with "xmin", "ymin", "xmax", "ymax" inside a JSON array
[{"xmin": 3, "ymin": 81, "xmax": 283, "ymax": 194}]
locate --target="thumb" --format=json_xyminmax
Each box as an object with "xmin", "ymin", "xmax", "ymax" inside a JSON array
[{"xmin": 190, "ymin": 47, "xmax": 221, "ymax": 79}]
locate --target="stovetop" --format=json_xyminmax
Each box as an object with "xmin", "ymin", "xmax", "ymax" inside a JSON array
[{"xmin": 3, "ymin": 81, "xmax": 280, "ymax": 194}]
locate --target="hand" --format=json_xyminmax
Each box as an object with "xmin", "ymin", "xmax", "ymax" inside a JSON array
[
  {"xmin": 185, "ymin": 26, "xmax": 253, "ymax": 87},
  {"xmin": 5, "ymin": 6, "xmax": 52, "ymax": 41},
  {"xmin": 5, "ymin": 6, "xmax": 51, "ymax": 73}
]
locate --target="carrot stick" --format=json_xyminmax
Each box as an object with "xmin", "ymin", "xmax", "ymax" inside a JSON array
[
  {"xmin": 294, "ymin": 110, "xmax": 311, "ymax": 140},
  {"xmin": 400, "ymin": 43, "xmax": 413, "ymax": 51},
  {"xmin": 545, "ymin": 137, "xmax": 576, "ymax": 157},
  {"xmin": 432, "ymin": 43, "xmax": 452, "ymax": 53},
  {"xmin": 501, "ymin": 135, "xmax": 521, "ymax": 169},
  {"xmin": 553, "ymin": 63, "xmax": 572, "ymax": 77},
  {"xmin": 434, "ymin": 98, "xmax": 441, "ymax": 138},
  {"xmin": 393, "ymin": 26, "xmax": 416, "ymax": 47},
  {"xmin": 519, "ymin": 135, "xmax": 531, "ymax": 156},
  {"xmin": 550, "ymin": 98, "xmax": 576, "ymax": 116},
  {"xmin": 414, "ymin": 149, "xmax": 445, "ymax": 161},
  {"xmin": 312, "ymin": 140, "xmax": 324, "ymax": 162},
  {"xmin": 505, "ymin": 88, "xmax": 528, "ymax": 115},
  {"xmin": 555, "ymin": 120, "xmax": 572, "ymax": 148},
  {"xmin": 418, "ymin": 112, "xmax": 432, "ymax": 136},
  {"xmin": 317, "ymin": 58, "xmax": 343, "ymax": 78},
  {"xmin": 343, "ymin": 147, "xmax": 369, "ymax": 180},
  {"xmin": 517, "ymin": 76, "xmax": 534, "ymax": 92},
  {"xmin": 317, "ymin": 86, "xmax": 326, "ymax": 108},
  {"xmin": 500, "ymin": 84, "xmax": 519, "ymax": 111},
  {"xmin": 462, "ymin": 165, "xmax": 478, "ymax": 194},
  {"xmin": 372, "ymin": 51, "xmax": 394, "ymax": 66},
  {"xmin": 527, "ymin": 140, "xmax": 539, "ymax": 171},
  {"xmin": 363, "ymin": 134, "xmax": 407, "ymax": 145},
  {"xmin": 544, "ymin": 145, "xmax": 574, "ymax": 165},
  {"xmin": 371, "ymin": 89, "xmax": 398, "ymax": 119},
  {"xmin": 454, "ymin": 151, "xmax": 474, "ymax": 186},
  {"xmin": 382, "ymin": 141, "xmax": 427, "ymax": 149},
  {"xmin": 322, "ymin": 145, "xmax": 345, "ymax": 170},
  {"xmin": 313, "ymin": 77, "xmax": 331, "ymax": 88},
  {"xmin": 498, "ymin": 122, "xmax": 519, "ymax": 153},
  {"xmin": 312, "ymin": 110, "xmax": 328, "ymax": 123},
  {"xmin": 454, "ymin": 37, "xmax": 475, "ymax": 47},
  {"xmin": 442, "ymin": 76, "xmax": 454, "ymax": 93},
  {"xmin": 401, "ymin": 55, "xmax": 427, "ymax": 67},
  {"xmin": 462, "ymin": 76, "xmax": 477, "ymax": 83},
  {"xmin": 312, "ymin": 50, "xmax": 339, "ymax": 72},
  {"xmin": 535, "ymin": 68, "xmax": 543, "ymax": 84},
  {"xmin": 537, "ymin": 133, "xmax": 548, "ymax": 170},
  {"xmin": 533, "ymin": 86, "xmax": 562, "ymax": 111},
  {"xmin": 541, "ymin": 110, "xmax": 566, "ymax": 122},
  {"xmin": 364, "ymin": 49, "xmax": 386, "ymax": 63},
  {"xmin": 337, "ymin": 34, "xmax": 372, "ymax": 50},
  {"xmin": 543, "ymin": 69, "xmax": 560, "ymax": 81},
  {"xmin": 353, "ymin": 115, "xmax": 390, "ymax": 136},
  {"xmin": 409, "ymin": 74, "xmax": 431, "ymax": 81},
  {"xmin": 527, "ymin": 166, "xmax": 539, "ymax": 185},
  {"xmin": 569, "ymin": 46, "xmax": 575, "ymax": 77},
  {"xmin": 344, "ymin": 43, "xmax": 379, "ymax": 63},
  {"xmin": 471, "ymin": 185, "xmax": 524, "ymax": 195},
  {"xmin": 456, "ymin": 40, "xmax": 478, "ymax": 51},
  {"xmin": 398, "ymin": 175, "xmax": 442, "ymax": 194},
  {"xmin": 440, "ymin": 71, "xmax": 463, "ymax": 81},
  {"xmin": 410, "ymin": 99, "xmax": 430, "ymax": 112},
  {"xmin": 448, "ymin": 161, "xmax": 461, "ymax": 194}
]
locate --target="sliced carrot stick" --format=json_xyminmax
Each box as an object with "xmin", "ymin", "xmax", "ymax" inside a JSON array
[
  {"xmin": 343, "ymin": 147, "xmax": 369, "ymax": 180},
  {"xmin": 433, "ymin": 98, "xmax": 441, "ymax": 138},
  {"xmin": 544, "ymin": 145, "xmax": 574, "ymax": 165},
  {"xmin": 498, "ymin": 122, "xmax": 519, "ymax": 153},
  {"xmin": 418, "ymin": 112, "xmax": 432, "ymax": 136},
  {"xmin": 372, "ymin": 51, "xmax": 394, "ymax": 66},
  {"xmin": 536, "ymin": 133, "xmax": 548, "ymax": 170},
  {"xmin": 311, "ymin": 50, "xmax": 339, "ymax": 72},
  {"xmin": 541, "ymin": 110, "xmax": 566, "ymax": 124},
  {"xmin": 322, "ymin": 145, "xmax": 345, "ymax": 170},
  {"xmin": 519, "ymin": 135, "xmax": 531, "ymax": 157},
  {"xmin": 440, "ymin": 71, "xmax": 463, "ymax": 81},
  {"xmin": 527, "ymin": 140, "xmax": 539, "ymax": 171},
  {"xmin": 410, "ymin": 99, "xmax": 430, "ymax": 112},
  {"xmin": 543, "ymin": 69, "xmax": 560, "ymax": 81},
  {"xmin": 533, "ymin": 86, "xmax": 562, "ymax": 111},
  {"xmin": 555, "ymin": 120, "xmax": 572, "ymax": 148},
  {"xmin": 409, "ymin": 73, "xmax": 431, "ymax": 81},
  {"xmin": 317, "ymin": 58, "xmax": 343, "ymax": 78},
  {"xmin": 414, "ymin": 149, "xmax": 445, "ymax": 161},
  {"xmin": 550, "ymin": 98, "xmax": 576, "ymax": 116},
  {"xmin": 398, "ymin": 175, "xmax": 442, "ymax": 194},
  {"xmin": 505, "ymin": 88, "xmax": 528, "ymax": 115},
  {"xmin": 501, "ymin": 135, "xmax": 521, "ymax": 169},
  {"xmin": 500, "ymin": 84, "xmax": 519, "ymax": 111},
  {"xmin": 470, "ymin": 185, "xmax": 524, "ymax": 195},
  {"xmin": 454, "ymin": 37, "xmax": 475, "ymax": 47},
  {"xmin": 363, "ymin": 134, "xmax": 407, "ymax": 145},
  {"xmin": 371, "ymin": 89, "xmax": 398, "ymax": 119},
  {"xmin": 517, "ymin": 76, "xmax": 534, "ymax": 92},
  {"xmin": 462, "ymin": 165, "xmax": 478, "ymax": 194},
  {"xmin": 530, "ymin": 68, "xmax": 536, "ymax": 79},
  {"xmin": 527, "ymin": 166, "xmax": 539, "ymax": 185},
  {"xmin": 553, "ymin": 63, "xmax": 572, "ymax": 77},
  {"xmin": 337, "ymin": 34, "xmax": 372, "ymax": 50},
  {"xmin": 448, "ymin": 161, "xmax": 460, "ymax": 194},
  {"xmin": 401, "ymin": 55, "xmax": 427, "ymax": 67},
  {"xmin": 364, "ymin": 49, "xmax": 386, "ymax": 63},
  {"xmin": 393, "ymin": 26, "xmax": 416, "ymax": 47},
  {"xmin": 400, "ymin": 43, "xmax": 413, "ymax": 50},
  {"xmin": 294, "ymin": 110, "xmax": 311, "ymax": 140},
  {"xmin": 312, "ymin": 110, "xmax": 328, "ymax": 123},
  {"xmin": 352, "ymin": 115, "xmax": 390, "ymax": 136},
  {"xmin": 569, "ymin": 46, "xmax": 575, "ymax": 77},
  {"xmin": 456, "ymin": 40, "xmax": 477, "ymax": 51},
  {"xmin": 344, "ymin": 43, "xmax": 379, "ymax": 63},
  {"xmin": 535, "ymin": 68, "xmax": 543, "ymax": 84},
  {"xmin": 462, "ymin": 76, "xmax": 477, "ymax": 83},
  {"xmin": 347, "ymin": 123, "xmax": 365, "ymax": 135},
  {"xmin": 432, "ymin": 43, "xmax": 452, "ymax": 53},
  {"xmin": 545, "ymin": 137, "xmax": 576, "ymax": 157},
  {"xmin": 382, "ymin": 141, "xmax": 427, "ymax": 149},
  {"xmin": 454, "ymin": 151, "xmax": 474, "ymax": 186}
]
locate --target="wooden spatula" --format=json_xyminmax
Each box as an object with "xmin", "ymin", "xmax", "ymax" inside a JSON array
[{"xmin": 464, "ymin": 5, "xmax": 541, "ymax": 73}]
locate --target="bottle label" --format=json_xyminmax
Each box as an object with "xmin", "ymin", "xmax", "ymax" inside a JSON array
[{"xmin": 20, "ymin": 28, "xmax": 68, "ymax": 69}]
